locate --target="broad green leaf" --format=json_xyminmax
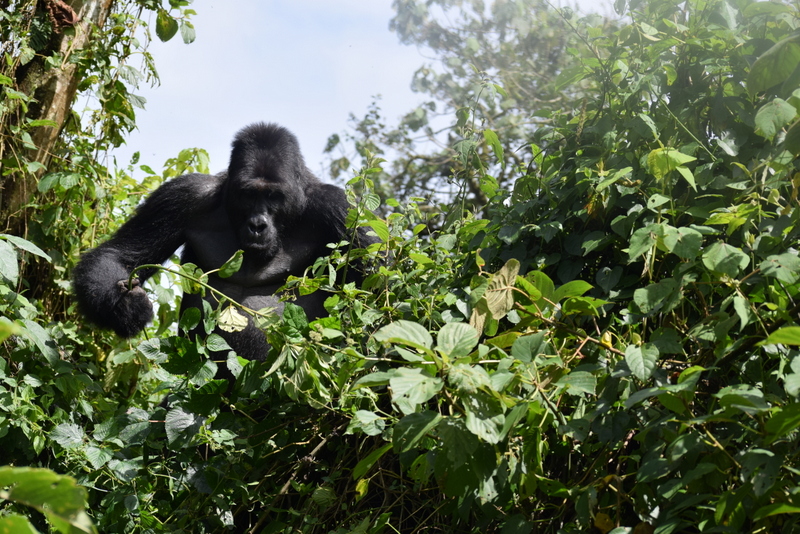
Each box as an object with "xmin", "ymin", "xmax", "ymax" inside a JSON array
[
  {"xmin": 155, "ymin": 9, "xmax": 179, "ymax": 41},
  {"xmin": 748, "ymin": 32, "xmax": 800, "ymax": 95},
  {"xmin": 51, "ymin": 424, "xmax": 85, "ymax": 450},
  {"xmin": 555, "ymin": 370, "xmax": 597, "ymax": 395},
  {"xmin": 702, "ymin": 242, "xmax": 749, "ymax": 277},
  {"xmin": 483, "ymin": 129, "xmax": 505, "ymax": 168},
  {"xmin": 365, "ymin": 219, "xmax": 389, "ymax": 242},
  {"xmin": 752, "ymin": 502, "xmax": 800, "ymax": 521},
  {"xmin": 511, "ymin": 332, "xmax": 549, "ymax": 363},
  {"xmin": 754, "ymin": 98, "xmax": 797, "ymax": 139},
  {"xmin": 389, "ymin": 368, "xmax": 443, "ymax": 415},
  {"xmin": 180, "ymin": 21, "xmax": 196, "ymax": 44},
  {"xmin": 374, "ymin": 320, "xmax": 433, "ymax": 350},
  {"xmin": 448, "ymin": 363, "xmax": 491, "ymax": 393},
  {"xmin": 436, "ymin": 322, "xmax": 479, "ymax": 358},
  {"xmin": 733, "ymin": 295, "xmax": 753, "ymax": 331},
  {"xmin": 765, "ymin": 403, "xmax": 800, "ymax": 444},
  {"xmin": 785, "ymin": 119, "xmax": 800, "ymax": 155},
  {"xmin": 716, "ymin": 385, "xmax": 770, "ymax": 414},
  {"xmin": 661, "ymin": 226, "xmax": 703, "ymax": 259},
  {"xmin": 633, "ymin": 278, "xmax": 679, "ymax": 315},
  {"xmin": 21, "ymin": 320, "xmax": 59, "ymax": 365},
  {"xmin": 647, "ymin": 148, "xmax": 696, "ymax": 180},
  {"xmin": 760, "ymin": 252, "xmax": 800, "ymax": 283},
  {"xmin": 165, "ymin": 407, "xmax": 204, "ymax": 448},
  {"xmin": 0, "ymin": 467, "xmax": 96, "ymax": 534},
  {"xmin": 392, "ymin": 411, "xmax": 441, "ymax": 452},
  {"xmin": 463, "ymin": 393, "xmax": 505, "ymax": 444},
  {"xmin": 0, "ymin": 239, "xmax": 18, "ymax": 284},
  {"xmin": 552, "ymin": 279, "xmax": 592, "ymax": 302},
  {"xmin": 1, "ymin": 234, "xmax": 51, "ymax": 261},
  {"xmin": 218, "ymin": 250, "xmax": 243, "ymax": 278},
  {"xmin": 628, "ymin": 224, "xmax": 661, "ymax": 262},
  {"xmin": 347, "ymin": 410, "xmax": 385, "ymax": 437},
  {"xmin": 764, "ymin": 326, "xmax": 800, "ymax": 346},
  {"xmin": 205, "ymin": 333, "xmax": 232, "ymax": 352},
  {"xmin": 0, "ymin": 514, "xmax": 40, "ymax": 534},
  {"xmin": 351, "ymin": 371, "xmax": 393, "ymax": 389},
  {"xmin": 625, "ymin": 343, "xmax": 659, "ymax": 381}
]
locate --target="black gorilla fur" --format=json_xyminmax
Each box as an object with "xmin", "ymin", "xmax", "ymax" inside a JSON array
[{"xmin": 73, "ymin": 123, "xmax": 374, "ymax": 360}]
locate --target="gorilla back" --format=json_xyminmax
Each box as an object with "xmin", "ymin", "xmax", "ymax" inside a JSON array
[{"xmin": 73, "ymin": 123, "xmax": 373, "ymax": 361}]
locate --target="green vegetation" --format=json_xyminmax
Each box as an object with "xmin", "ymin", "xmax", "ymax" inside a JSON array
[{"xmin": 3, "ymin": 0, "xmax": 800, "ymax": 532}]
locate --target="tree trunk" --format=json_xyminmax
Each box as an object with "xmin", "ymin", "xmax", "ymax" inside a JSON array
[{"xmin": 1, "ymin": 0, "xmax": 115, "ymax": 233}]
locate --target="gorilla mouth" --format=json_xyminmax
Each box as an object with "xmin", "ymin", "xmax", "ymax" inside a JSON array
[{"xmin": 241, "ymin": 239, "xmax": 279, "ymax": 259}]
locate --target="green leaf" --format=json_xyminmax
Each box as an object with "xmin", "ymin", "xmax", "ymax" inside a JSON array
[
  {"xmin": 764, "ymin": 327, "xmax": 800, "ymax": 346},
  {"xmin": 785, "ymin": 119, "xmax": 800, "ymax": 155},
  {"xmin": 628, "ymin": 224, "xmax": 660, "ymax": 262},
  {"xmin": 389, "ymin": 368, "xmax": 443, "ymax": 415},
  {"xmin": 760, "ymin": 252, "xmax": 800, "ymax": 283},
  {"xmin": 393, "ymin": 411, "xmax": 441, "ymax": 452},
  {"xmin": 555, "ymin": 371, "xmax": 597, "ymax": 395},
  {"xmin": 352, "ymin": 443, "xmax": 392, "ymax": 479},
  {"xmin": 661, "ymin": 226, "xmax": 703, "ymax": 259},
  {"xmin": 701, "ymin": 241, "xmax": 749, "ymax": 277},
  {"xmin": 365, "ymin": 219, "xmax": 389, "ymax": 242},
  {"xmin": 448, "ymin": 364, "xmax": 491, "ymax": 393},
  {"xmin": 483, "ymin": 129, "xmax": 505, "ymax": 168},
  {"xmin": 51, "ymin": 424, "xmax": 85, "ymax": 450},
  {"xmin": 0, "ymin": 514, "xmax": 39, "ymax": 534},
  {"xmin": 347, "ymin": 410, "xmax": 386, "ymax": 437},
  {"xmin": 754, "ymin": 98, "xmax": 797, "ymax": 139},
  {"xmin": 351, "ymin": 371, "xmax": 393, "ymax": 389},
  {"xmin": 625, "ymin": 343, "xmax": 659, "ymax": 381},
  {"xmin": 21, "ymin": 320, "xmax": 59, "ymax": 365},
  {"xmin": 165, "ymin": 407, "xmax": 204, "ymax": 448},
  {"xmin": 552, "ymin": 280, "xmax": 592, "ymax": 302},
  {"xmin": 716, "ymin": 385, "xmax": 770, "ymax": 414},
  {"xmin": 752, "ymin": 502, "xmax": 800, "ymax": 521},
  {"xmin": 156, "ymin": 9, "xmax": 179, "ymax": 41},
  {"xmin": 0, "ymin": 239, "xmax": 19, "ymax": 285},
  {"xmin": 218, "ymin": 250, "xmax": 243, "ymax": 278},
  {"xmin": 748, "ymin": 32, "xmax": 800, "ymax": 95},
  {"xmin": 0, "ymin": 467, "xmax": 95, "ymax": 534},
  {"xmin": 765, "ymin": 403, "xmax": 800, "ymax": 444},
  {"xmin": 374, "ymin": 320, "xmax": 433, "ymax": 351},
  {"xmin": 180, "ymin": 21, "xmax": 196, "ymax": 44},
  {"xmin": 647, "ymin": 148, "xmax": 696, "ymax": 180},
  {"xmin": 633, "ymin": 278, "xmax": 679, "ymax": 315},
  {"xmin": 1, "ymin": 234, "xmax": 51, "ymax": 261},
  {"xmin": 436, "ymin": 322, "xmax": 479, "ymax": 359},
  {"xmin": 463, "ymin": 393, "xmax": 505, "ymax": 444}
]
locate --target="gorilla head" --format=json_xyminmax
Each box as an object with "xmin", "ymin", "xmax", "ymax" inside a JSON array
[
  {"xmin": 73, "ymin": 122, "xmax": 376, "ymax": 361},
  {"xmin": 224, "ymin": 124, "xmax": 311, "ymax": 261}
]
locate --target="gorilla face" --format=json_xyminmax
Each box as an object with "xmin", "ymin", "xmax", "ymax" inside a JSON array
[{"xmin": 225, "ymin": 125, "xmax": 308, "ymax": 260}]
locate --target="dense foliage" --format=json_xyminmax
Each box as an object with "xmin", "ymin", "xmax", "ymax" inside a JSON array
[{"xmin": 3, "ymin": 0, "xmax": 800, "ymax": 533}]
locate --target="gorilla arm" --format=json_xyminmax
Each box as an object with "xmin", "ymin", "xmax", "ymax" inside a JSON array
[{"xmin": 73, "ymin": 173, "xmax": 224, "ymax": 337}]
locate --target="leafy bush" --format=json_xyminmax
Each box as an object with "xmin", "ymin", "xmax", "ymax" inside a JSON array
[{"xmin": 3, "ymin": 0, "xmax": 800, "ymax": 533}]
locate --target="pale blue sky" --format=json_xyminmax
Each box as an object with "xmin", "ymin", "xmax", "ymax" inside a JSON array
[{"xmin": 109, "ymin": 0, "xmax": 613, "ymax": 177}]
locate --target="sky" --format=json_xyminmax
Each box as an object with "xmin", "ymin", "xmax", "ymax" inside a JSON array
[{"xmin": 108, "ymin": 0, "xmax": 614, "ymax": 178}]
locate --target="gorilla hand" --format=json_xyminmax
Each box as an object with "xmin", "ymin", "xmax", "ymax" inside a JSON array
[{"xmin": 111, "ymin": 278, "xmax": 153, "ymax": 338}]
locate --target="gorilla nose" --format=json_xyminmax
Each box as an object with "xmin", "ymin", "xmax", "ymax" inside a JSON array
[{"xmin": 248, "ymin": 216, "xmax": 269, "ymax": 235}]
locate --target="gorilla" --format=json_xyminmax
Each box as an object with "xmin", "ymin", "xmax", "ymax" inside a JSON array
[{"xmin": 73, "ymin": 123, "xmax": 375, "ymax": 361}]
